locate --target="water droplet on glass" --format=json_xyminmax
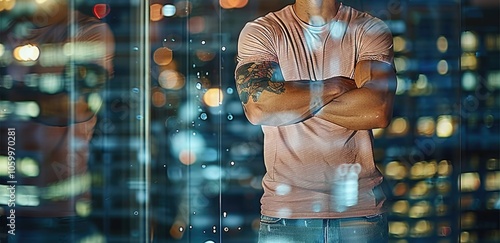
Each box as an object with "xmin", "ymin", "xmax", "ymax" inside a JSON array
[
  {"xmin": 193, "ymin": 211, "xmax": 196, "ymax": 215},
  {"xmin": 221, "ymin": 46, "xmax": 226, "ymax": 51},
  {"xmin": 200, "ymin": 113, "xmax": 208, "ymax": 120},
  {"xmin": 224, "ymin": 227, "xmax": 229, "ymax": 232},
  {"xmin": 132, "ymin": 88, "xmax": 139, "ymax": 93},
  {"xmin": 179, "ymin": 226, "xmax": 184, "ymax": 232},
  {"xmin": 223, "ymin": 212, "xmax": 227, "ymax": 217},
  {"xmin": 192, "ymin": 132, "xmax": 196, "ymax": 136},
  {"xmin": 237, "ymin": 227, "xmax": 242, "ymax": 231},
  {"xmin": 230, "ymin": 161, "xmax": 235, "ymax": 166},
  {"xmin": 196, "ymin": 82, "xmax": 202, "ymax": 89},
  {"xmin": 133, "ymin": 211, "xmax": 139, "ymax": 215},
  {"xmin": 136, "ymin": 115, "xmax": 143, "ymax": 120},
  {"xmin": 226, "ymin": 87, "xmax": 234, "ymax": 94},
  {"xmin": 201, "ymin": 164, "xmax": 207, "ymax": 169},
  {"xmin": 201, "ymin": 40, "xmax": 206, "ymax": 45},
  {"xmin": 205, "ymin": 72, "xmax": 209, "ymax": 76},
  {"xmin": 133, "ymin": 46, "xmax": 139, "ymax": 51},
  {"xmin": 227, "ymin": 114, "xmax": 234, "ymax": 121}
]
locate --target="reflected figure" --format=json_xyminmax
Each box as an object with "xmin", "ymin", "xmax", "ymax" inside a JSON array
[
  {"xmin": 0, "ymin": 0, "xmax": 114, "ymax": 242},
  {"xmin": 235, "ymin": 0, "xmax": 396, "ymax": 242}
]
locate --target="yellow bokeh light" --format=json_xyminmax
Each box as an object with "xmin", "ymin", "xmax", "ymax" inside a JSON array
[
  {"xmin": 203, "ymin": 88, "xmax": 223, "ymax": 107},
  {"xmin": 220, "ymin": 0, "xmax": 248, "ymax": 9},
  {"xmin": 152, "ymin": 89, "xmax": 167, "ymax": 107},
  {"xmin": 153, "ymin": 47, "xmax": 173, "ymax": 66},
  {"xmin": 437, "ymin": 36, "xmax": 448, "ymax": 53},
  {"xmin": 13, "ymin": 44, "xmax": 40, "ymax": 62},
  {"xmin": 158, "ymin": 69, "xmax": 185, "ymax": 90},
  {"xmin": 437, "ymin": 60, "xmax": 448, "ymax": 75},
  {"xmin": 461, "ymin": 53, "xmax": 478, "ymax": 70},
  {"xmin": 461, "ymin": 31, "xmax": 478, "ymax": 51},
  {"xmin": 393, "ymin": 36, "xmax": 407, "ymax": 52},
  {"xmin": 460, "ymin": 172, "xmax": 481, "ymax": 192},
  {"xmin": 0, "ymin": 0, "xmax": 16, "ymax": 11},
  {"xmin": 436, "ymin": 115, "xmax": 454, "ymax": 138},
  {"xmin": 150, "ymin": 4, "xmax": 163, "ymax": 21},
  {"xmin": 388, "ymin": 117, "xmax": 409, "ymax": 136},
  {"xmin": 416, "ymin": 116, "xmax": 435, "ymax": 137},
  {"xmin": 196, "ymin": 49, "xmax": 216, "ymax": 62}
]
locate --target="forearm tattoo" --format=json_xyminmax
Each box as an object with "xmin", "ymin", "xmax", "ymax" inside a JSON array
[{"xmin": 235, "ymin": 62, "xmax": 285, "ymax": 104}]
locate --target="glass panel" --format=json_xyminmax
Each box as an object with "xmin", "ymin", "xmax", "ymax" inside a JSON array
[{"xmin": 0, "ymin": 0, "xmax": 150, "ymax": 242}]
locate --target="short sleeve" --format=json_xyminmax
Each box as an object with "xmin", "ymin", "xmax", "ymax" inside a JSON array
[
  {"xmin": 235, "ymin": 20, "xmax": 278, "ymax": 76},
  {"xmin": 357, "ymin": 18, "xmax": 394, "ymax": 66}
]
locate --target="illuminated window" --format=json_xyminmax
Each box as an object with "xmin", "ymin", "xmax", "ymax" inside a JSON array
[
  {"xmin": 409, "ymin": 201, "xmax": 431, "ymax": 218},
  {"xmin": 392, "ymin": 200, "xmax": 410, "ymax": 215},
  {"xmin": 387, "ymin": 117, "xmax": 409, "ymax": 136},
  {"xmin": 461, "ymin": 31, "xmax": 479, "ymax": 52},
  {"xmin": 416, "ymin": 116, "xmax": 435, "ymax": 137},
  {"xmin": 389, "ymin": 221, "xmax": 409, "ymax": 238},
  {"xmin": 460, "ymin": 172, "xmax": 481, "ymax": 192},
  {"xmin": 410, "ymin": 220, "xmax": 433, "ymax": 237},
  {"xmin": 385, "ymin": 161, "xmax": 407, "ymax": 180},
  {"xmin": 393, "ymin": 36, "xmax": 407, "ymax": 52},
  {"xmin": 436, "ymin": 115, "xmax": 455, "ymax": 138},
  {"xmin": 461, "ymin": 53, "xmax": 478, "ymax": 70},
  {"xmin": 485, "ymin": 172, "xmax": 500, "ymax": 191},
  {"xmin": 437, "ymin": 36, "xmax": 448, "ymax": 53}
]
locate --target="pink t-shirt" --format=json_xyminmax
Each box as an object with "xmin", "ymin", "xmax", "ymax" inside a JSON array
[{"xmin": 236, "ymin": 4, "xmax": 394, "ymax": 219}]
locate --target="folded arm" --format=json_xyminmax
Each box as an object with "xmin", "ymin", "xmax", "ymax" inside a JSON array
[
  {"xmin": 235, "ymin": 61, "xmax": 356, "ymax": 126},
  {"xmin": 315, "ymin": 60, "xmax": 397, "ymax": 130}
]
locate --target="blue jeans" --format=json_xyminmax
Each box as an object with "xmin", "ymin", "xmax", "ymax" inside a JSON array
[{"xmin": 258, "ymin": 214, "xmax": 388, "ymax": 243}]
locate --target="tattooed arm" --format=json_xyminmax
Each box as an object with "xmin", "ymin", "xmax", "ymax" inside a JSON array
[
  {"xmin": 235, "ymin": 61, "xmax": 356, "ymax": 126},
  {"xmin": 315, "ymin": 60, "xmax": 397, "ymax": 130}
]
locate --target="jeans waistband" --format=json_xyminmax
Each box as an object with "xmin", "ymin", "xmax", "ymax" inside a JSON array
[{"xmin": 260, "ymin": 214, "xmax": 385, "ymax": 228}]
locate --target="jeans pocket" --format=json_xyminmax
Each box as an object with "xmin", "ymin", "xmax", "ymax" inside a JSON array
[{"xmin": 260, "ymin": 215, "xmax": 282, "ymax": 224}]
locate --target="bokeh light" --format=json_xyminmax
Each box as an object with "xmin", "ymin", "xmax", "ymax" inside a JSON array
[
  {"xmin": 393, "ymin": 36, "xmax": 407, "ymax": 52},
  {"xmin": 13, "ymin": 44, "xmax": 40, "ymax": 62},
  {"xmin": 437, "ymin": 36, "xmax": 448, "ymax": 53},
  {"xmin": 153, "ymin": 47, "xmax": 173, "ymax": 66},
  {"xmin": 220, "ymin": 0, "xmax": 249, "ymax": 9},
  {"xmin": 150, "ymin": 4, "xmax": 164, "ymax": 21},
  {"xmin": 152, "ymin": 89, "xmax": 167, "ymax": 107},
  {"xmin": 436, "ymin": 115, "xmax": 455, "ymax": 138},
  {"xmin": 416, "ymin": 116, "xmax": 435, "ymax": 137},
  {"xmin": 203, "ymin": 88, "xmax": 223, "ymax": 107},
  {"xmin": 163, "ymin": 4, "xmax": 176, "ymax": 17},
  {"xmin": 0, "ymin": 0, "xmax": 16, "ymax": 11},
  {"xmin": 437, "ymin": 60, "xmax": 449, "ymax": 75},
  {"xmin": 158, "ymin": 69, "xmax": 185, "ymax": 90},
  {"xmin": 461, "ymin": 31, "xmax": 478, "ymax": 51}
]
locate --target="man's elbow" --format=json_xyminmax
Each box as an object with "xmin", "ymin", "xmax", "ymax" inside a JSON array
[
  {"xmin": 373, "ymin": 108, "xmax": 393, "ymax": 129},
  {"xmin": 242, "ymin": 104, "xmax": 265, "ymax": 125}
]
